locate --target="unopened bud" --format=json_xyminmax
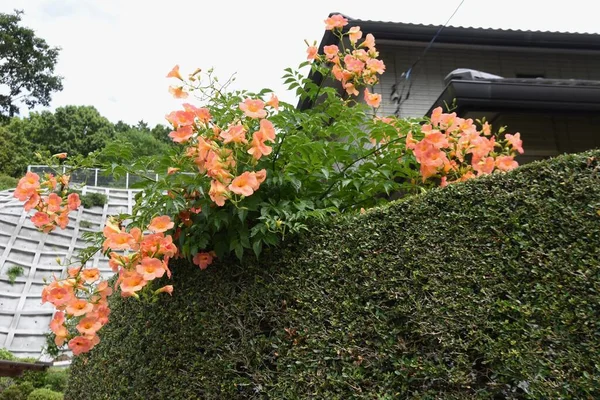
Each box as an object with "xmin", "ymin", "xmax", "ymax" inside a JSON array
[
  {"xmin": 154, "ymin": 285, "xmax": 173, "ymax": 296},
  {"xmin": 190, "ymin": 67, "xmax": 202, "ymax": 77}
]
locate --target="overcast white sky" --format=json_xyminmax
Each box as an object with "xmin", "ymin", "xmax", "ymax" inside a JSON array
[{"xmin": 1, "ymin": 0, "xmax": 599, "ymax": 126}]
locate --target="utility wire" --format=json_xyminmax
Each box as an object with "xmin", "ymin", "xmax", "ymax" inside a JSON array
[{"xmin": 393, "ymin": 0, "xmax": 466, "ymax": 116}]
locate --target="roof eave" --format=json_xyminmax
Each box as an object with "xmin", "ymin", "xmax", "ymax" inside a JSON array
[
  {"xmin": 428, "ymin": 80, "xmax": 600, "ymax": 116},
  {"xmin": 320, "ymin": 13, "xmax": 600, "ymax": 51}
]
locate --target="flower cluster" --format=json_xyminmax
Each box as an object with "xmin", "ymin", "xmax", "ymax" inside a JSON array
[
  {"xmin": 42, "ymin": 268, "xmax": 111, "ymax": 355},
  {"xmin": 407, "ymin": 107, "xmax": 524, "ymax": 185},
  {"xmin": 14, "ymin": 164, "xmax": 81, "ymax": 233},
  {"xmin": 165, "ymin": 94, "xmax": 276, "ymax": 207},
  {"xmin": 307, "ymin": 14, "xmax": 385, "ymax": 108},
  {"xmin": 163, "ymin": 69, "xmax": 280, "ymax": 265},
  {"xmin": 42, "ymin": 215, "xmax": 177, "ymax": 355},
  {"xmin": 104, "ymin": 216, "xmax": 177, "ymax": 297}
]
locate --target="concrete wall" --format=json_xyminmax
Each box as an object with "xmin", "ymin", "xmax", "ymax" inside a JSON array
[{"xmin": 0, "ymin": 187, "xmax": 135, "ymax": 360}]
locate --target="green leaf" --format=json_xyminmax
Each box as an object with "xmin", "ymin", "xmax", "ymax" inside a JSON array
[
  {"xmin": 238, "ymin": 207, "xmax": 248, "ymax": 223},
  {"xmin": 234, "ymin": 241, "xmax": 243, "ymax": 260},
  {"xmin": 289, "ymin": 177, "xmax": 302, "ymax": 192},
  {"xmin": 263, "ymin": 232, "xmax": 279, "ymax": 246},
  {"xmin": 252, "ymin": 240, "xmax": 262, "ymax": 258},
  {"xmin": 213, "ymin": 239, "xmax": 228, "ymax": 258},
  {"xmin": 239, "ymin": 225, "xmax": 250, "ymax": 248}
]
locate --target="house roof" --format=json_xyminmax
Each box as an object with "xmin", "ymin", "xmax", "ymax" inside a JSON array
[
  {"xmin": 320, "ymin": 13, "xmax": 600, "ymax": 51},
  {"xmin": 300, "ymin": 13, "xmax": 600, "ymax": 111},
  {"xmin": 427, "ymin": 78, "xmax": 600, "ymax": 116},
  {"xmin": 302, "ymin": 14, "xmax": 600, "ymax": 111}
]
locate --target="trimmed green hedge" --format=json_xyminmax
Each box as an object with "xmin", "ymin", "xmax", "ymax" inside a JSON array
[{"xmin": 67, "ymin": 151, "xmax": 600, "ymax": 399}]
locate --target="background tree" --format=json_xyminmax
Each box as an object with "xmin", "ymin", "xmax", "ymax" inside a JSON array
[
  {"xmin": 22, "ymin": 105, "xmax": 115, "ymax": 157},
  {"xmin": 113, "ymin": 120, "xmax": 131, "ymax": 133},
  {"xmin": 150, "ymin": 124, "xmax": 172, "ymax": 144},
  {"xmin": 105, "ymin": 119, "xmax": 173, "ymax": 159},
  {"xmin": 0, "ymin": 106, "xmax": 173, "ymax": 183},
  {"xmin": 135, "ymin": 120, "xmax": 149, "ymax": 132},
  {"xmin": 111, "ymin": 127, "xmax": 172, "ymax": 159},
  {"xmin": 0, "ymin": 10, "xmax": 63, "ymax": 120},
  {"xmin": 0, "ymin": 121, "xmax": 34, "ymax": 177},
  {"xmin": 129, "ymin": 119, "xmax": 172, "ymax": 145}
]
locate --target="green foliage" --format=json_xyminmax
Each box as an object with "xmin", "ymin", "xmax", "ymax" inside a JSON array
[
  {"xmin": 66, "ymin": 190, "xmax": 107, "ymax": 209},
  {"xmin": 6, "ymin": 265, "xmax": 24, "ymax": 284},
  {"xmin": 43, "ymin": 369, "xmax": 68, "ymax": 393},
  {"xmin": 0, "ymin": 383, "xmax": 30, "ymax": 400},
  {"xmin": 0, "ymin": 108, "xmax": 172, "ymax": 178},
  {"xmin": 19, "ymin": 106, "xmax": 115, "ymax": 157},
  {"xmin": 20, "ymin": 382, "xmax": 35, "ymax": 397},
  {"xmin": 114, "ymin": 120, "xmax": 131, "ymax": 134},
  {"xmin": 0, "ymin": 124, "xmax": 34, "ymax": 177},
  {"xmin": 27, "ymin": 388, "xmax": 63, "ymax": 400},
  {"xmin": 0, "ymin": 10, "xmax": 63, "ymax": 120},
  {"xmin": 80, "ymin": 192, "xmax": 107, "ymax": 209},
  {"xmin": 96, "ymin": 128, "xmax": 173, "ymax": 168},
  {"xmin": 66, "ymin": 150, "xmax": 600, "ymax": 399},
  {"xmin": 0, "ymin": 173, "xmax": 17, "ymax": 190},
  {"xmin": 112, "ymin": 120, "xmax": 173, "ymax": 144},
  {"xmin": 16, "ymin": 367, "xmax": 47, "ymax": 391},
  {"xmin": 150, "ymin": 124, "xmax": 173, "ymax": 144},
  {"xmin": 0, "ymin": 348, "xmax": 67, "ymax": 396},
  {"xmin": 1, "ymin": 368, "xmax": 68, "ymax": 398},
  {"xmin": 0, "ymin": 348, "xmax": 16, "ymax": 361},
  {"xmin": 119, "ymin": 65, "xmax": 425, "ymax": 264},
  {"xmin": 114, "ymin": 130, "xmax": 172, "ymax": 159}
]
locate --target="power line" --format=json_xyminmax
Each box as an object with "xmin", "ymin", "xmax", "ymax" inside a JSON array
[{"xmin": 392, "ymin": 0, "xmax": 466, "ymax": 117}]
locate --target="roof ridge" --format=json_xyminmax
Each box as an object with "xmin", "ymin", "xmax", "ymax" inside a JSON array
[{"xmin": 326, "ymin": 12, "xmax": 600, "ymax": 36}]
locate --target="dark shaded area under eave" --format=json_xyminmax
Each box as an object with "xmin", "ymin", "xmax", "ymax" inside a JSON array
[
  {"xmin": 427, "ymin": 79, "xmax": 600, "ymax": 166},
  {"xmin": 428, "ymin": 79, "xmax": 600, "ymax": 115}
]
